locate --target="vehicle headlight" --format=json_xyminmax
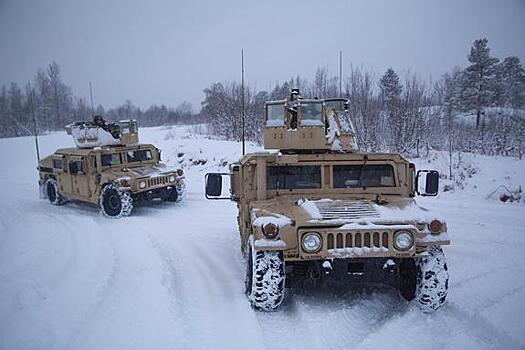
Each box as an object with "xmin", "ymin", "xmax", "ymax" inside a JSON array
[
  {"xmin": 169, "ymin": 175, "xmax": 176, "ymax": 183},
  {"xmin": 302, "ymin": 232, "xmax": 322, "ymax": 253},
  {"xmin": 262, "ymin": 223, "xmax": 279, "ymax": 239},
  {"xmin": 139, "ymin": 180, "xmax": 146, "ymax": 189},
  {"xmin": 428, "ymin": 219, "xmax": 443, "ymax": 235},
  {"xmin": 394, "ymin": 230, "xmax": 414, "ymax": 251}
]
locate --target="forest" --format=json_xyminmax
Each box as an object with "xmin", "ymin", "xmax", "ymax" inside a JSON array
[{"xmin": 1, "ymin": 38, "xmax": 524, "ymax": 158}]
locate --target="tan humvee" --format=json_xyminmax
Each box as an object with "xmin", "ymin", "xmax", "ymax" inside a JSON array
[
  {"xmin": 206, "ymin": 89, "xmax": 449, "ymax": 312},
  {"xmin": 38, "ymin": 118, "xmax": 185, "ymax": 218}
]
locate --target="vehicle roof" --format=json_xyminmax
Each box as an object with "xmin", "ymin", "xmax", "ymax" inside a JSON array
[
  {"xmin": 239, "ymin": 151, "xmax": 409, "ymax": 163},
  {"xmin": 54, "ymin": 143, "xmax": 155, "ymax": 156}
]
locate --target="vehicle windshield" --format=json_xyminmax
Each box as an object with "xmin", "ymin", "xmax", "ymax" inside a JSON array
[
  {"xmin": 300, "ymin": 102, "xmax": 323, "ymax": 126},
  {"xmin": 267, "ymin": 165, "xmax": 321, "ymax": 190},
  {"xmin": 266, "ymin": 104, "xmax": 285, "ymax": 127},
  {"xmin": 101, "ymin": 153, "xmax": 121, "ymax": 167},
  {"xmin": 126, "ymin": 149, "xmax": 153, "ymax": 163},
  {"xmin": 333, "ymin": 164, "xmax": 396, "ymax": 188}
]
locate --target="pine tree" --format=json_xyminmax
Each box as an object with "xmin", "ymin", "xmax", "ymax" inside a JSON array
[
  {"xmin": 498, "ymin": 56, "xmax": 525, "ymax": 108},
  {"xmin": 380, "ymin": 68, "xmax": 403, "ymax": 152},
  {"xmin": 460, "ymin": 38, "xmax": 499, "ymax": 129}
]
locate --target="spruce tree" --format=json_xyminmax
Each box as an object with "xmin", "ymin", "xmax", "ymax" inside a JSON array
[
  {"xmin": 380, "ymin": 68, "xmax": 403, "ymax": 152},
  {"xmin": 460, "ymin": 38, "xmax": 499, "ymax": 129},
  {"xmin": 499, "ymin": 56, "xmax": 525, "ymax": 108}
]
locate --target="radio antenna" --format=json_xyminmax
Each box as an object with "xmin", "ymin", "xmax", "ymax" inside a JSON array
[
  {"xmin": 339, "ymin": 50, "xmax": 343, "ymax": 97},
  {"xmin": 241, "ymin": 49, "xmax": 246, "ymax": 156},
  {"xmin": 28, "ymin": 80, "xmax": 40, "ymax": 163},
  {"xmin": 89, "ymin": 81, "xmax": 95, "ymax": 117}
]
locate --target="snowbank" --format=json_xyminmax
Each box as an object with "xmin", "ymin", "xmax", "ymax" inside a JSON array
[{"xmin": 0, "ymin": 125, "xmax": 524, "ymax": 350}]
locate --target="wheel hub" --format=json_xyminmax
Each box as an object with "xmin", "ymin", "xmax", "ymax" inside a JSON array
[{"xmin": 108, "ymin": 194, "xmax": 121, "ymax": 210}]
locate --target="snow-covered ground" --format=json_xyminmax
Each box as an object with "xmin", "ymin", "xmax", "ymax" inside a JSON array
[{"xmin": 1, "ymin": 125, "xmax": 524, "ymax": 350}]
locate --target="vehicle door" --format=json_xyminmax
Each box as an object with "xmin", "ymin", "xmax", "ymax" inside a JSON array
[
  {"xmin": 52, "ymin": 155, "xmax": 68, "ymax": 194},
  {"xmin": 67, "ymin": 156, "xmax": 91, "ymax": 199}
]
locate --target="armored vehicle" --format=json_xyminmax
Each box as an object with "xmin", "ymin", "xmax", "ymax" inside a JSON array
[
  {"xmin": 206, "ymin": 90, "xmax": 449, "ymax": 312},
  {"xmin": 38, "ymin": 117, "xmax": 185, "ymax": 218}
]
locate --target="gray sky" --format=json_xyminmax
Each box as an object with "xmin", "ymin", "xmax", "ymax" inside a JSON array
[{"xmin": 1, "ymin": 0, "xmax": 524, "ymax": 110}]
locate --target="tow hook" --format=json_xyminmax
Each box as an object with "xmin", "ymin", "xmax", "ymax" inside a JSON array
[
  {"xmin": 382, "ymin": 259, "xmax": 396, "ymax": 273},
  {"xmin": 322, "ymin": 260, "xmax": 332, "ymax": 275}
]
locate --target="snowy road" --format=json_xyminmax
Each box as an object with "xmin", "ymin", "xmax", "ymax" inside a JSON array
[{"xmin": 1, "ymin": 126, "xmax": 524, "ymax": 350}]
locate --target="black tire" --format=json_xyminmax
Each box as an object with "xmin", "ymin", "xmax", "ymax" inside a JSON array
[
  {"xmin": 244, "ymin": 241, "xmax": 254, "ymax": 296},
  {"xmin": 246, "ymin": 241, "xmax": 285, "ymax": 311},
  {"xmin": 416, "ymin": 245, "xmax": 449, "ymax": 312},
  {"xmin": 46, "ymin": 178, "xmax": 64, "ymax": 205},
  {"xmin": 99, "ymin": 184, "xmax": 133, "ymax": 218},
  {"xmin": 163, "ymin": 186, "xmax": 179, "ymax": 202},
  {"xmin": 399, "ymin": 258, "xmax": 417, "ymax": 301}
]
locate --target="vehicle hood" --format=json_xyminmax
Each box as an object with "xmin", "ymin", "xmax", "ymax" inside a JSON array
[
  {"xmin": 105, "ymin": 164, "xmax": 179, "ymax": 180},
  {"xmin": 251, "ymin": 197, "xmax": 434, "ymax": 229}
]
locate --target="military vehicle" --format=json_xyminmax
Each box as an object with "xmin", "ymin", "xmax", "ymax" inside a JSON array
[
  {"xmin": 205, "ymin": 89, "xmax": 449, "ymax": 312},
  {"xmin": 37, "ymin": 117, "xmax": 185, "ymax": 218}
]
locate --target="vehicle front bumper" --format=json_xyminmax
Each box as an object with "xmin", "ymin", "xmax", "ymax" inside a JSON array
[
  {"xmin": 132, "ymin": 178, "xmax": 185, "ymax": 202},
  {"xmin": 285, "ymin": 257, "xmax": 407, "ymax": 288}
]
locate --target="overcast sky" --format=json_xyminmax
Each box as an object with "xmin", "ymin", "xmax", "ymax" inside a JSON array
[{"xmin": 1, "ymin": 0, "xmax": 524, "ymax": 110}]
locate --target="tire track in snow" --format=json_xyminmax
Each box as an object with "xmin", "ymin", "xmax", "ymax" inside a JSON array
[
  {"xmin": 336, "ymin": 291, "xmax": 409, "ymax": 349},
  {"xmin": 62, "ymin": 228, "xmax": 120, "ymax": 350},
  {"xmin": 148, "ymin": 200, "xmax": 267, "ymax": 350},
  {"xmin": 151, "ymin": 228, "xmax": 232, "ymax": 344},
  {"xmin": 147, "ymin": 233, "xmax": 193, "ymax": 349},
  {"xmin": 452, "ymin": 263, "xmax": 522, "ymax": 289},
  {"xmin": 445, "ymin": 302, "xmax": 523, "ymax": 349}
]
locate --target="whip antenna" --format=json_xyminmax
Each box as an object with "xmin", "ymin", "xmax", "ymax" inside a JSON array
[
  {"xmin": 241, "ymin": 49, "xmax": 245, "ymax": 156},
  {"xmin": 89, "ymin": 81, "xmax": 95, "ymax": 117},
  {"xmin": 28, "ymin": 80, "xmax": 40, "ymax": 163}
]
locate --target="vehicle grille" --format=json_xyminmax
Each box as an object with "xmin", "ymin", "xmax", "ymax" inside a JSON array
[
  {"xmin": 147, "ymin": 176, "xmax": 169, "ymax": 188},
  {"xmin": 326, "ymin": 231, "xmax": 391, "ymax": 250},
  {"xmin": 315, "ymin": 200, "xmax": 379, "ymax": 220}
]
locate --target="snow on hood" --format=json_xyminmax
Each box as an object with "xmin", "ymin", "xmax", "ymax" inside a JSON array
[
  {"xmin": 251, "ymin": 208, "xmax": 293, "ymax": 228},
  {"xmin": 299, "ymin": 198, "xmax": 433, "ymax": 224},
  {"xmin": 113, "ymin": 165, "xmax": 180, "ymax": 178}
]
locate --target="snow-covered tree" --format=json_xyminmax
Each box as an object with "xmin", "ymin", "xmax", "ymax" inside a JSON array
[
  {"xmin": 344, "ymin": 66, "xmax": 381, "ymax": 151},
  {"xmin": 496, "ymin": 56, "xmax": 525, "ymax": 108},
  {"xmin": 459, "ymin": 38, "xmax": 499, "ymax": 129},
  {"xmin": 380, "ymin": 68, "xmax": 403, "ymax": 152}
]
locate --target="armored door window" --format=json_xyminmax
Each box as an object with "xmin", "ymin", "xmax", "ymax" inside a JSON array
[
  {"xmin": 119, "ymin": 120, "xmax": 138, "ymax": 134},
  {"xmin": 333, "ymin": 164, "xmax": 396, "ymax": 188},
  {"xmin": 126, "ymin": 149, "xmax": 153, "ymax": 163},
  {"xmin": 267, "ymin": 165, "xmax": 321, "ymax": 190},
  {"xmin": 101, "ymin": 153, "xmax": 120, "ymax": 167},
  {"xmin": 53, "ymin": 158, "xmax": 63, "ymax": 170},
  {"xmin": 266, "ymin": 103, "xmax": 285, "ymax": 127},
  {"xmin": 68, "ymin": 159, "xmax": 84, "ymax": 174},
  {"xmin": 300, "ymin": 102, "xmax": 324, "ymax": 127}
]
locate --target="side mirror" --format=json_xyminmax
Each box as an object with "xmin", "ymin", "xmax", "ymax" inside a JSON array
[
  {"xmin": 69, "ymin": 161, "xmax": 79, "ymax": 175},
  {"xmin": 205, "ymin": 173, "xmax": 230, "ymax": 200},
  {"xmin": 416, "ymin": 170, "xmax": 439, "ymax": 196}
]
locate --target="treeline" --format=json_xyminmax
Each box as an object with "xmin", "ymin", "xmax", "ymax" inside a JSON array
[
  {"xmin": 201, "ymin": 38, "xmax": 525, "ymax": 158},
  {"xmin": 0, "ymin": 62, "xmax": 198, "ymax": 138},
  {"xmin": 1, "ymin": 38, "xmax": 524, "ymax": 158}
]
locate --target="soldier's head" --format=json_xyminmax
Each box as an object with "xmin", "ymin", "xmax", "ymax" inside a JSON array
[
  {"xmin": 93, "ymin": 115, "xmax": 104, "ymax": 124},
  {"xmin": 290, "ymin": 88, "xmax": 301, "ymax": 101}
]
